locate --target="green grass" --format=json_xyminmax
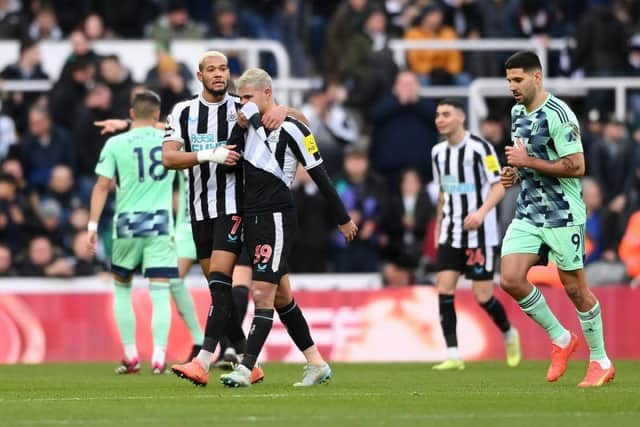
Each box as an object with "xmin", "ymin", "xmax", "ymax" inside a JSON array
[{"xmin": 0, "ymin": 362, "xmax": 638, "ymax": 427}]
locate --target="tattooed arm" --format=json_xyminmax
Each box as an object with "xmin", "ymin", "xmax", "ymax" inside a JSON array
[{"xmin": 505, "ymin": 144, "xmax": 585, "ymax": 178}]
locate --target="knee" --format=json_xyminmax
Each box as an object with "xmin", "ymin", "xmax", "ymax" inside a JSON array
[
  {"xmin": 500, "ymin": 269, "xmax": 525, "ymax": 294},
  {"xmin": 473, "ymin": 287, "xmax": 492, "ymax": 304},
  {"xmin": 563, "ymin": 282, "xmax": 581, "ymax": 302},
  {"xmin": 251, "ymin": 287, "xmax": 273, "ymax": 309}
]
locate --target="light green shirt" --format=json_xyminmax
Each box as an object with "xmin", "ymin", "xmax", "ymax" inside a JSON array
[
  {"xmin": 510, "ymin": 93, "xmax": 586, "ymax": 227},
  {"xmin": 95, "ymin": 126, "xmax": 175, "ymax": 238}
]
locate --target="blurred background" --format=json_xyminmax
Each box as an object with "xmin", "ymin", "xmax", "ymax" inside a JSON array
[{"xmin": 1, "ymin": 0, "xmax": 639, "ymax": 363}]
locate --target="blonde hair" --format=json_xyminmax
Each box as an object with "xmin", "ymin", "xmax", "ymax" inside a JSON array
[
  {"xmin": 198, "ymin": 50, "xmax": 228, "ymax": 71},
  {"xmin": 235, "ymin": 68, "xmax": 272, "ymax": 90}
]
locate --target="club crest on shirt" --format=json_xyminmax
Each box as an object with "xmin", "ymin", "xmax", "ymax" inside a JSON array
[
  {"xmin": 227, "ymin": 109, "xmax": 237, "ymax": 123},
  {"xmin": 267, "ymin": 128, "xmax": 281, "ymax": 144}
]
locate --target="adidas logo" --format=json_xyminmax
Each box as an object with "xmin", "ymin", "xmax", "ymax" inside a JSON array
[{"xmin": 573, "ymin": 255, "xmax": 581, "ymax": 263}]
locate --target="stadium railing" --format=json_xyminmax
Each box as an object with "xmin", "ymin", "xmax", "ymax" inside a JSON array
[
  {"xmin": 467, "ymin": 77, "xmax": 640, "ymax": 133},
  {"xmin": 388, "ymin": 37, "xmax": 573, "ymax": 77}
]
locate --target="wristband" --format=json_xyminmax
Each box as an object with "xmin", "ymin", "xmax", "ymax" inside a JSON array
[{"xmin": 88, "ymin": 221, "xmax": 98, "ymax": 232}]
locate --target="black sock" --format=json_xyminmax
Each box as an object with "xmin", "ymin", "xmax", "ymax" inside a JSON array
[
  {"xmin": 241, "ymin": 308, "xmax": 274, "ymax": 370},
  {"xmin": 481, "ymin": 296, "xmax": 511, "ymax": 333},
  {"xmin": 277, "ymin": 299, "xmax": 314, "ymax": 352},
  {"xmin": 226, "ymin": 302, "xmax": 246, "ymax": 354},
  {"xmin": 202, "ymin": 272, "xmax": 233, "ymax": 353},
  {"xmin": 439, "ymin": 294, "xmax": 457, "ymax": 348},
  {"xmin": 232, "ymin": 285, "xmax": 250, "ymax": 321}
]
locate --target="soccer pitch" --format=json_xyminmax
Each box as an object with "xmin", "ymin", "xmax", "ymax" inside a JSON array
[{"xmin": 0, "ymin": 362, "xmax": 638, "ymax": 427}]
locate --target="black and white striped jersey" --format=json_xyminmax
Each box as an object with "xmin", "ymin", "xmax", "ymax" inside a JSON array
[
  {"xmin": 232, "ymin": 113, "xmax": 323, "ymax": 215},
  {"xmin": 431, "ymin": 132, "xmax": 501, "ymax": 248},
  {"xmin": 163, "ymin": 93, "xmax": 243, "ymax": 221}
]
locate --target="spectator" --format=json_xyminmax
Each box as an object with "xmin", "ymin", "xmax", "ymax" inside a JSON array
[
  {"xmin": 150, "ymin": 54, "xmax": 191, "ymax": 118},
  {"xmin": 619, "ymin": 210, "xmax": 640, "ymax": 285},
  {"xmin": 0, "ymin": 173, "xmax": 27, "ymax": 253},
  {"xmin": 25, "ymin": 4, "xmax": 62, "ymax": 41},
  {"xmin": 333, "ymin": 145, "xmax": 388, "ymax": 272},
  {"xmin": 0, "ymin": 0, "xmax": 24, "ymax": 39},
  {"xmin": 405, "ymin": 4, "xmax": 466, "ymax": 85},
  {"xmin": 49, "ymin": 0, "xmax": 91, "ymax": 35},
  {"xmin": 82, "ymin": 12, "xmax": 115, "ymax": 40},
  {"xmin": 146, "ymin": 0, "xmax": 206, "ymax": 51},
  {"xmin": 582, "ymin": 109, "xmax": 605, "ymax": 167},
  {"xmin": 34, "ymin": 198, "xmax": 66, "ymax": 249},
  {"xmin": 71, "ymin": 230, "xmax": 103, "ymax": 276},
  {"xmin": 73, "ymin": 83, "xmax": 113, "ymax": 203},
  {"xmin": 0, "ymin": 39, "xmax": 49, "ymax": 134},
  {"xmin": 583, "ymin": 177, "xmax": 604, "ymax": 264},
  {"xmin": 58, "ymin": 30, "xmax": 102, "ymax": 83},
  {"xmin": 626, "ymin": 34, "xmax": 640, "ymax": 117},
  {"xmin": 588, "ymin": 117, "xmax": 633, "ymax": 260},
  {"xmin": 42, "ymin": 165, "xmax": 81, "ymax": 223},
  {"xmin": 324, "ymin": 0, "xmax": 371, "ymax": 75},
  {"xmin": 207, "ymin": 1, "xmax": 246, "ymax": 75},
  {"xmin": 145, "ymin": 50, "xmax": 194, "ymax": 94},
  {"xmin": 0, "ymin": 107, "xmax": 17, "ymax": 161},
  {"xmin": 68, "ymin": 205, "xmax": 89, "ymax": 233},
  {"xmin": 15, "ymin": 235, "xmax": 73, "ymax": 277},
  {"xmin": 49, "ymin": 56, "xmax": 96, "ymax": 130},
  {"xmin": 98, "ymin": 56, "xmax": 132, "ymax": 118},
  {"xmin": 289, "ymin": 166, "xmax": 334, "ymax": 273},
  {"xmin": 574, "ymin": 2, "xmax": 628, "ymax": 111},
  {"xmin": 300, "ymin": 83, "xmax": 359, "ymax": 179},
  {"xmin": 0, "ymin": 243, "xmax": 14, "ymax": 276},
  {"xmin": 17, "ymin": 105, "xmax": 75, "ymax": 190},
  {"xmin": 368, "ymin": 70, "xmax": 437, "ymax": 188},
  {"xmin": 338, "ymin": 8, "xmax": 398, "ymax": 111},
  {"xmin": 517, "ymin": 0, "xmax": 555, "ymax": 38},
  {"xmin": 381, "ymin": 168, "xmax": 431, "ymax": 286}
]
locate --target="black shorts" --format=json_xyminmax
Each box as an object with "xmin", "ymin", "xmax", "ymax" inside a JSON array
[
  {"xmin": 243, "ymin": 210, "xmax": 297, "ymax": 284},
  {"xmin": 191, "ymin": 214, "xmax": 243, "ymax": 260},
  {"xmin": 435, "ymin": 244, "xmax": 495, "ymax": 281}
]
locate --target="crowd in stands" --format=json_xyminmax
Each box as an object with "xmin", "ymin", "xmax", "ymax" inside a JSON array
[{"xmin": 1, "ymin": 0, "xmax": 640, "ymax": 286}]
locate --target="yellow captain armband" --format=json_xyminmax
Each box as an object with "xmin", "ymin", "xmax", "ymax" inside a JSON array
[
  {"xmin": 304, "ymin": 134, "xmax": 318, "ymax": 155},
  {"xmin": 483, "ymin": 154, "xmax": 500, "ymax": 173}
]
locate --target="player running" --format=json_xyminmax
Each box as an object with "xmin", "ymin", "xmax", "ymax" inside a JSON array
[
  {"xmin": 500, "ymin": 51, "xmax": 614, "ymax": 387},
  {"xmin": 87, "ymin": 90, "xmax": 175, "ymax": 374},
  {"xmin": 219, "ymin": 68, "xmax": 358, "ymax": 388},
  {"xmin": 431, "ymin": 98, "xmax": 521, "ymax": 370}
]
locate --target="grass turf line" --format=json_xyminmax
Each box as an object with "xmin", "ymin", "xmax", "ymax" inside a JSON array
[{"xmin": 0, "ymin": 361, "xmax": 638, "ymax": 427}]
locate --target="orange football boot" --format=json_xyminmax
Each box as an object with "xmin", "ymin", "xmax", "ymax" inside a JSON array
[
  {"xmin": 577, "ymin": 361, "xmax": 615, "ymax": 387},
  {"xmin": 546, "ymin": 332, "xmax": 578, "ymax": 382},
  {"xmin": 171, "ymin": 358, "xmax": 209, "ymax": 386}
]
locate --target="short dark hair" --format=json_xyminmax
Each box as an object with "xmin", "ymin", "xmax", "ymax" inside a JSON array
[
  {"xmin": 132, "ymin": 90, "xmax": 161, "ymax": 118},
  {"xmin": 437, "ymin": 98, "xmax": 465, "ymax": 111},
  {"xmin": 504, "ymin": 51, "xmax": 542, "ymax": 71}
]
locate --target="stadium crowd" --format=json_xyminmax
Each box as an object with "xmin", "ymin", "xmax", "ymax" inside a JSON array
[{"xmin": 1, "ymin": 0, "xmax": 640, "ymax": 285}]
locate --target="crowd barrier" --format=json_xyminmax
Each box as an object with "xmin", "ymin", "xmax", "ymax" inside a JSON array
[{"xmin": 0, "ymin": 284, "xmax": 637, "ymax": 364}]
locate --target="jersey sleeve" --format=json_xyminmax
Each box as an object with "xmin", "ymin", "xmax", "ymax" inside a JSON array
[
  {"xmin": 480, "ymin": 143, "xmax": 501, "ymax": 184},
  {"xmin": 550, "ymin": 110, "xmax": 583, "ymax": 158},
  {"xmin": 431, "ymin": 146, "xmax": 442, "ymax": 191},
  {"xmin": 283, "ymin": 120, "xmax": 323, "ymax": 170},
  {"xmin": 163, "ymin": 103, "xmax": 184, "ymax": 145},
  {"xmin": 95, "ymin": 138, "xmax": 116, "ymax": 179}
]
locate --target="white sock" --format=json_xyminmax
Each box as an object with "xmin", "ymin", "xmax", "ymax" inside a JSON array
[
  {"xmin": 447, "ymin": 347, "xmax": 461, "ymax": 360},
  {"xmin": 503, "ymin": 328, "xmax": 516, "ymax": 341},
  {"xmin": 593, "ymin": 358, "xmax": 612, "ymax": 369},
  {"xmin": 124, "ymin": 344, "xmax": 138, "ymax": 362},
  {"xmin": 197, "ymin": 349, "xmax": 214, "ymax": 372},
  {"xmin": 152, "ymin": 347, "xmax": 166, "ymax": 366},
  {"xmin": 551, "ymin": 329, "xmax": 571, "ymax": 348}
]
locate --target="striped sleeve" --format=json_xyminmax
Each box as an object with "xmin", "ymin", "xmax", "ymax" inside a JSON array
[
  {"xmin": 163, "ymin": 102, "xmax": 187, "ymax": 145},
  {"xmin": 547, "ymin": 98, "xmax": 583, "ymax": 158},
  {"xmin": 282, "ymin": 118, "xmax": 323, "ymax": 170}
]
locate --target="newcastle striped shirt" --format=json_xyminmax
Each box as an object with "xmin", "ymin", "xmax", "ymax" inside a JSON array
[
  {"xmin": 432, "ymin": 132, "xmax": 501, "ymax": 248},
  {"xmin": 163, "ymin": 93, "xmax": 242, "ymax": 221}
]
